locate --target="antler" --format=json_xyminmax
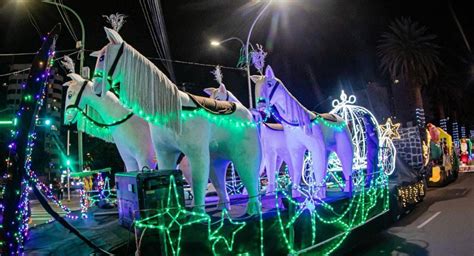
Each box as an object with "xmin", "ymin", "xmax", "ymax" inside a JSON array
[
  {"xmin": 251, "ymin": 44, "xmax": 267, "ymax": 75},
  {"xmin": 61, "ymin": 55, "xmax": 75, "ymax": 73},
  {"xmin": 103, "ymin": 13, "xmax": 127, "ymax": 32},
  {"xmin": 211, "ymin": 65, "xmax": 223, "ymax": 85}
]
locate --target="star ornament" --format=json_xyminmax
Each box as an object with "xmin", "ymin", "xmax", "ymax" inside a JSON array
[
  {"xmin": 379, "ymin": 118, "xmax": 401, "ymax": 140},
  {"xmin": 134, "ymin": 175, "xmax": 210, "ymax": 256},
  {"xmin": 210, "ymin": 209, "xmax": 246, "ymax": 253}
]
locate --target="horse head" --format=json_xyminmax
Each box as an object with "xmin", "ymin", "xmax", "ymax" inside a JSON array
[
  {"xmin": 91, "ymin": 27, "xmax": 124, "ymax": 97},
  {"xmin": 203, "ymin": 83, "xmax": 228, "ymax": 101},
  {"xmin": 63, "ymin": 73, "xmax": 91, "ymax": 124},
  {"xmin": 250, "ymin": 65, "xmax": 284, "ymax": 112}
]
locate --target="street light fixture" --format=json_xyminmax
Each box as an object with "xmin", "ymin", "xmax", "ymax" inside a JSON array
[
  {"xmin": 210, "ymin": 37, "xmax": 246, "ymax": 48},
  {"xmin": 210, "ymin": 40, "xmax": 221, "ymax": 47},
  {"xmin": 210, "ymin": 36, "xmax": 257, "ymax": 108}
]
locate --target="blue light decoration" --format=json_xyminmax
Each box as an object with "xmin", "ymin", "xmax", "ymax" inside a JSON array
[
  {"xmin": 415, "ymin": 108, "xmax": 426, "ymax": 128},
  {"xmin": 1, "ymin": 26, "xmax": 64, "ymax": 254},
  {"xmin": 452, "ymin": 121, "xmax": 459, "ymax": 148},
  {"xmin": 461, "ymin": 126, "xmax": 466, "ymax": 139},
  {"xmin": 439, "ymin": 118, "xmax": 448, "ymax": 132}
]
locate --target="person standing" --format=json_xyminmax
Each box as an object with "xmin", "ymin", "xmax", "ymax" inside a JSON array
[
  {"xmin": 52, "ymin": 178, "xmax": 60, "ymax": 199},
  {"xmin": 58, "ymin": 182, "xmax": 64, "ymax": 200}
]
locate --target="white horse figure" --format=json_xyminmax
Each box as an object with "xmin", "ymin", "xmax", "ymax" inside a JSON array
[
  {"xmin": 63, "ymin": 74, "xmax": 237, "ymax": 209},
  {"xmin": 91, "ymin": 27, "xmax": 261, "ymax": 214},
  {"xmin": 63, "ymin": 73, "xmax": 157, "ymax": 172},
  {"xmin": 252, "ymin": 66, "xmax": 355, "ymax": 198},
  {"xmin": 204, "ymin": 83, "xmax": 292, "ymax": 193}
]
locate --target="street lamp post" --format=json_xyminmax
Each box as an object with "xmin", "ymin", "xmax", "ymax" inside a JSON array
[
  {"xmin": 245, "ymin": 0, "xmax": 273, "ymax": 108},
  {"xmin": 210, "ymin": 37, "xmax": 255, "ymax": 107},
  {"xmin": 42, "ymin": 0, "xmax": 86, "ymax": 200},
  {"xmin": 211, "ymin": 37, "xmax": 245, "ymax": 48}
]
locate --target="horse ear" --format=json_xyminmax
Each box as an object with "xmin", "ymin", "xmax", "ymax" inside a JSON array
[
  {"xmin": 218, "ymin": 83, "xmax": 227, "ymax": 94},
  {"xmin": 90, "ymin": 51, "xmax": 101, "ymax": 57},
  {"xmin": 250, "ymin": 75, "xmax": 261, "ymax": 84},
  {"xmin": 104, "ymin": 27, "xmax": 123, "ymax": 45},
  {"xmin": 203, "ymin": 87, "xmax": 215, "ymax": 96},
  {"xmin": 67, "ymin": 73, "xmax": 85, "ymax": 83},
  {"xmin": 265, "ymin": 65, "xmax": 275, "ymax": 79},
  {"xmin": 62, "ymin": 81, "xmax": 72, "ymax": 87}
]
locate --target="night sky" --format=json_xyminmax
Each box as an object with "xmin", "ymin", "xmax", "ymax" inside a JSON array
[{"xmin": 0, "ymin": 0, "xmax": 472, "ymax": 115}]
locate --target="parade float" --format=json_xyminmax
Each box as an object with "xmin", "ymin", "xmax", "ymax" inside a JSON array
[
  {"xmin": 2, "ymin": 20, "xmax": 398, "ymax": 256},
  {"xmin": 459, "ymin": 138, "xmax": 474, "ymax": 173},
  {"xmin": 425, "ymin": 123, "xmax": 459, "ymax": 186},
  {"xmin": 371, "ymin": 116, "xmax": 426, "ymax": 217}
]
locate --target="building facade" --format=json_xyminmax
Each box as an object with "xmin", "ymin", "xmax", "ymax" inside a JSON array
[{"xmin": 6, "ymin": 64, "xmax": 64, "ymax": 180}]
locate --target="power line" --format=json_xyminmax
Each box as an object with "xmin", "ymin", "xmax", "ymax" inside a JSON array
[
  {"xmin": 27, "ymin": 8, "xmax": 42, "ymax": 37},
  {"xmin": 0, "ymin": 49, "xmax": 244, "ymax": 78},
  {"xmin": 0, "ymin": 50, "xmax": 81, "ymax": 77},
  {"xmin": 147, "ymin": 57, "xmax": 245, "ymax": 71},
  {"xmin": 0, "ymin": 49, "xmax": 78, "ymax": 57}
]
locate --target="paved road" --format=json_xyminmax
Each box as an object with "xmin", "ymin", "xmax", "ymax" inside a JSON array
[
  {"xmin": 353, "ymin": 173, "xmax": 474, "ymax": 256},
  {"xmin": 29, "ymin": 191, "xmax": 81, "ymax": 226}
]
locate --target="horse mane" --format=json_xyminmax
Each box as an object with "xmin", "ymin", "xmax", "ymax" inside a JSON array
[
  {"xmin": 117, "ymin": 43, "xmax": 181, "ymax": 133},
  {"xmin": 77, "ymin": 105, "xmax": 115, "ymax": 143},
  {"xmin": 275, "ymin": 79, "xmax": 313, "ymax": 128}
]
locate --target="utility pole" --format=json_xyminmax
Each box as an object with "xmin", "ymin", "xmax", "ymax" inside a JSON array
[{"xmin": 42, "ymin": 0, "xmax": 86, "ymax": 174}]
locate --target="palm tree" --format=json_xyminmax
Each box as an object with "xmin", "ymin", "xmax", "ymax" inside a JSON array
[{"xmin": 377, "ymin": 17, "xmax": 442, "ymax": 123}]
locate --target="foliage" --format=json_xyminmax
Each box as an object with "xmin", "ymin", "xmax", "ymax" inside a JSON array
[{"xmin": 377, "ymin": 17, "xmax": 441, "ymax": 88}]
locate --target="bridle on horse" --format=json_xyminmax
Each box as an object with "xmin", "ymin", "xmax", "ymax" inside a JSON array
[
  {"xmin": 262, "ymin": 81, "xmax": 300, "ymax": 127},
  {"xmin": 65, "ymin": 79, "xmax": 134, "ymax": 128},
  {"xmin": 92, "ymin": 43, "xmax": 125, "ymax": 97}
]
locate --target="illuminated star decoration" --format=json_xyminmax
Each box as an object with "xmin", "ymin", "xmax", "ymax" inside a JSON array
[
  {"xmin": 210, "ymin": 208, "xmax": 246, "ymax": 254},
  {"xmin": 377, "ymin": 118, "xmax": 400, "ymax": 176},
  {"xmin": 379, "ymin": 118, "xmax": 401, "ymax": 140},
  {"xmin": 134, "ymin": 175, "xmax": 210, "ymax": 256},
  {"xmin": 88, "ymin": 177, "xmax": 117, "ymax": 206}
]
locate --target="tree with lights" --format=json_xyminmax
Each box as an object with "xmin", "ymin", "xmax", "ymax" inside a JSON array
[
  {"xmin": 377, "ymin": 17, "xmax": 442, "ymax": 126},
  {"xmin": 1, "ymin": 26, "xmax": 59, "ymax": 254}
]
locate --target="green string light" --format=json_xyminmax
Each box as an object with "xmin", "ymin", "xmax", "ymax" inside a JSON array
[
  {"xmin": 210, "ymin": 209, "xmax": 246, "ymax": 253},
  {"xmin": 311, "ymin": 115, "xmax": 347, "ymax": 130}
]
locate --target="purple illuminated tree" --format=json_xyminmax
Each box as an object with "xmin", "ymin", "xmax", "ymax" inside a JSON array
[{"xmin": 1, "ymin": 26, "xmax": 59, "ymax": 254}]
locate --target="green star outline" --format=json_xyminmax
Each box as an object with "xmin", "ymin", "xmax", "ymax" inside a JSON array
[
  {"xmin": 135, "ymin": 175, "xmax": 210, "ymax": 256},
  {"xmin": 210, "ymin": 208, "xmax": 247, "ymax": 254}
]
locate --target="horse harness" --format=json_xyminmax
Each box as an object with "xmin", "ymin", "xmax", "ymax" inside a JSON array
[
  {"xmin": 261, "ymin": 81, "xmax": 340, "ymax": 127},
  {"xmin": 92, "ymin": 43, "xmax": 125, "ymax": 98},
  {"xmin": 66, "ymin": 80, "xmax": 134, "ymax": 128}
]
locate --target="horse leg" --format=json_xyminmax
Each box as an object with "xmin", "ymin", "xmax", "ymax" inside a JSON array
[
  {"xmin": 185, "ymin": 149, "xmax": 210, "ymax": 214},
  {"xmin": 136, "ymin": 154, "xmax": 156, "ymax": 171},
  {"xmin": 287, "ymin": 146, "xmax": 306, "ymax": 198},
  {"xmin": 336, "ymin": 133, "xmax": 354, "ymax": 194},
  {"xmin": 265, "ymin": 151, "xmax": 278, "ymax": 194},
  {"xmin": 177, "ymin": 156, "xmax": 192, "ymax": 188},
  {"xmin": 230, "ymin": 144, "xmax": 261, "ymax": 215},
  {"xmin": 259, "ymin": 147, "xmax": 267, "ymax": 177},
  {"xmin": 209, "ymin": 159, "xmax": 231, "ymax": 210},
  {"xmin": 118, "ymin": 149, "xmax": 138, "ymax": 172},
  {"xmin": 311, "ymin": 147, "xmax": 329, "ymax": 198},
  {"xmin": 155, "ymin": 150, "xmax": 179, "ymax": 170},
  {"xmin": 124, "ymin": 158, "xmax": 139, "ymax": 172}
]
